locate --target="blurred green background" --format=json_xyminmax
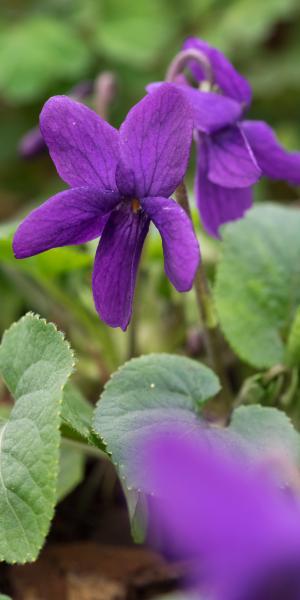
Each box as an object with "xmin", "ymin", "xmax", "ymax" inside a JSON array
[{"xmin": 1, "ymin": 0, "xmax": 300, "ymax": 391}]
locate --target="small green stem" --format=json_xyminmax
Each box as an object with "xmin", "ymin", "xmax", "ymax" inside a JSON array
[
  {"xmin": 175, "ymin": 182, "xmax": 233, "ymax": 412},
  {"xmin": 281, "ymin": 368, "xmax": 299, "ymax": 407},
  {"xmin": 127, "ymin": 271, "xmax": 142, "ymax": 360}
]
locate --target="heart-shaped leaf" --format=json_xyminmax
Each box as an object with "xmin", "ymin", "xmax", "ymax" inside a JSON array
[
  {"xmin": 215, "ymin": 204, "xmax": 300, "ymax": 368},
  {"xmin": 93, "ymin": 354, "xmax": 220, "ymax": 489}
]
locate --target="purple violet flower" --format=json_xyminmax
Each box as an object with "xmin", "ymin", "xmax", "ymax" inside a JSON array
[
  {"xmin": 13, "ymin": 84, "xmax": 201, "ymax": 330},
  {"xmin": 141, "ymin": 427, "xmax": 300, "ymax": 600},
  {"xmin": 180, "ymin": 37, "xmax": 300, "ymax": 238}
]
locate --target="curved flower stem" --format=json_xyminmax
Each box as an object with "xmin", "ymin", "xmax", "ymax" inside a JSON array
[
  {"xmin": 175, "ymin": 182, "xmax": 233, "ymax": 411},
  {"xmin": 165, "ymin": 49, "xmax": 214, "ymax": 87},
  {"xmin": 94, "ymin": 71, "xmax": 117, "ymax": 120}
]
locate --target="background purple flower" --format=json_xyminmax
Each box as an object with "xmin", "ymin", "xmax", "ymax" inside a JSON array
[
  {"xmin": 13, "ymin": 84, "xmax": 200, "ymax": 330},
  {"xmin": 141, "ymin": 427, "xmax": 300, "ymax": 600},
  {"xmin": 182, "ymin": 37, "xmax": 300, "ymax": 238},
  {"xmin": 18, "ymin": 80, "xmax": 94, "ymax": 159}
]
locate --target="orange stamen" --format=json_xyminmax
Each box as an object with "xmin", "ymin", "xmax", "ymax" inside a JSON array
[{"xmin": 131, "ymin": 198, "xmax": 141, "ymax": 213}]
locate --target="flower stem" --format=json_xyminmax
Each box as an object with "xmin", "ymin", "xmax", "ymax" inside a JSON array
[
  {"xmin": 175, "ymin": 182, "xmax": 232, "ymax": 411},
  {"xmin": 127, "ymin": 296, "xmax": 139, "ymax": 359},
  {"xmin": 165, "ymin": 48, "xmax": 214, "ymax": 86},
  {"xmin": 93, "ymin": 71, "xmax": 117, "ymax": 120},
  {"xmin": 127, "ymin": 249, "xmax": 147, "ymax": 360}
]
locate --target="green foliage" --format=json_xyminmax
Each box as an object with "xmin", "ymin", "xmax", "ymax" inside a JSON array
[
  {"xmin": 2, "ymin": 0, "xmax": 300, "ymax": 566},
  {"xmin": 229, "ymin": 405, "xmax": 300, "ymax": 464},
  {"xmin": 215, "ymin": 204, "xmax": 300, "ymax": 368},
  {"xmin": 206, "ymin": 0, "xmax": 299, "ymax": 51},
  {"xmin": 1, "ymin": 231, "xmax": 92, "ymax": 276},
  {"xmin": 94, "ymin": 353, "xmax": 220, "ymax": 540},
  {"xmin": 0, "ymin": 222, "xmax": 120, "ymax": 371},
  {"xmin": 93, "ymin": 354, "xmax": 220, "ymax": 487},
  {"xmin": 122, "ymin": 486, "xmax": 148, "ymax": 544},
  {"xmin": 57, "ymin": 445, "xmax": 85, "ymax": 502},
  {"xmin": 0, "ymin": 17, "xmax": 91, "ymax": 102},
  {"xmin": 0, "ymin": 314, "xmax": 74, "ymax": 563},
  {"xmin": 61, "ymin": 382, "xmax": 93, "ymax": 440},
  {"xmin": 286, "ymin": 307, "xmax": 300, "ymax": 367},
  {"xmin": 61, "ymin": 381, "xmax": 103, "ymax": 448},
  {"xmin": 93, "ymin": 352, "xmax": 300, "ymax": 545},
  {"xmin": 95, "ymin": 0, "xmax": 175, "ymax": 68}
]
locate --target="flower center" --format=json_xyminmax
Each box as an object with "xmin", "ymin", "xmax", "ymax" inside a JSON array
[{"xmin": 131, "ymin": 198, "xmax": 141, "ymax": 213}]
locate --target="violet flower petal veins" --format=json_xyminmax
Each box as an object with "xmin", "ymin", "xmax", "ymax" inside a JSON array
[
  {"xmin": 183, "ymin": 37, "xmax": 252, "ymax": 107},
  {"xmin": 13, "ymin": 187, "xmax": 120, "ymax": 258},
  {"xmin": 40, "ymin": 96, "xmax": 120, "ymax": 190},
  {"xmin": 207, "ymin": 125, "xmax": 261, "ymax": 188},
  {"xmin": 242, "ymin": 120, "xmax": 300, "ymax": 185},
  {"xmin": 180, "ymin": 87, "xmax": 242, "ymax": 134},
  {"xmin": 141, "ymin": 428, "xmax": 300, "ymax": 600},
  {"xmin": 196, "ymin": 140, "xmax": 253, "ymax": 238},
  {"xmin": 117, "ymin": 83, "xmax": 194, "ymax": 198},
  {"xmin": 146, "ymin": 82, "xmax": 242, "ymax": 134},
  {"xmin": 92, "ymin": 204, "xmax": 150, "ymax": 331},
  {"xmin": 141, "ymin": 196, "xmax": 200, "ymax": 292}
]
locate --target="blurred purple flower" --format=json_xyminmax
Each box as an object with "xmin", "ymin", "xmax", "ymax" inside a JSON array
[
  {"xmin": 180, "ymin": 37, "xmax": 300, "ymax": 237},
  {"xmin": 18, "ymin": 126, "xmax": 47, "ymax": 159},
  {"xmin": 18, "ymin": 80, "xmax": 94, "ymax": 159},
  {"xmin": 141, "ymin": 427, "xmax": 300, "ymax": 600},
  {"xmin": 13, "ymin": 84, "xmax": 200, "ymax": 330}
]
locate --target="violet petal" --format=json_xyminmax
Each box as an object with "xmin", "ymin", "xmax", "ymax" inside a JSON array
[
  {"xmin": 40, "ymin": 96, "xmax": 119, "ymax": 190},
  {"xmin": 183, "ymin": 37, "xmax": 252, "ymax": 107},
  {"xmin": 207, "ymin": 125, "xmax": 261, "ymax": 188},
  {"xmin": 142, "ymin": 196, "xmax": 200, "ymax": 291},
  {"xmin": 92, "ymin": 203, "xmax": 150, "ymax": 330},
  {"xmin": 117, "ymin": 84, "xmax": 193, "ymax": 198},
  {"xmin": 196, "ymin": 139, "xmax": 252, "ymax": 238},
  {"xmin": 242, "ymin": 120, "xmax": 300, "ymax": 185},
  {"xmin": 13, "ymin": 187, "xmax": 119, "ymax": 258},
  {"xmin": 181, "ymin": 87, "xmax": 242, "ymax": 133},
  {"xmin": 146, "ymin": 83, "xmax": 242, "ymax": 134}
]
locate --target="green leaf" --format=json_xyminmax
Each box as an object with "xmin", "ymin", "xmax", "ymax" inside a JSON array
[
  {"xmin": 93, "ymin": 354, "xmax": 220, "ymax": 542},
  {"xmin": 1, "ymin": 226, "xmax": 92, "ymax": 276},
  {"xmin": 93, "ymin": 354, "xmax": 220, "ymax": 488},
  {"xmin": 56, "ymin": 445, "xmax": 85, "ymax": 502},
  {"xmin": 215, "ymin": 204, "xmax": 300, "ymax": 368},
  {"xmin": 122, "ymin": 486, "xmax": 148, "ymax": 544},
  {"xmin": 286, "ymin": 307, "xmax": 300, "ymax": 367},
  {"xmin": 2, "ymin": 241, "xmax": 92, "ymax": 276},
  {"xmin": 229, "ymin": 405, "xmax": 300, "ymax": 464},
  {"xmin": 61, "ymin": 381, "xmax": 98, "ymax": 446},
  {"xmin": 0, "ymin": 17, "xmax": 90, "ymax": 102},
  {"xmin": 0, "ymin": 313, "xmax": 74, "ymax": 563}
]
